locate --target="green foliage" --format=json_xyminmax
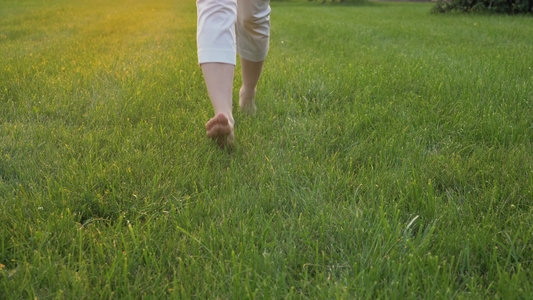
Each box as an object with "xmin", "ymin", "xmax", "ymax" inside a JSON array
[{"xmin": 433, "ymin": 0, "xmax": 533, "ymax": 14}]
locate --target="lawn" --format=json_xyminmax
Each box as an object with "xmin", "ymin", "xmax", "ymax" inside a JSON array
[{"xmin": 1, "ymin": 0, "xmax": 532, "ymax": 298}]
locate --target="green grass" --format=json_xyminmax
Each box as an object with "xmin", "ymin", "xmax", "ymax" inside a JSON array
[{"xmin": 1, "ymin": 0, "xmax": 533, "ymax": 298}]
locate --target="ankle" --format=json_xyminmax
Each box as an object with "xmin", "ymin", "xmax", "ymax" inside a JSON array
[{"xmin": 240, "ymin": 85, "xmax": 256, "ymax": 95}]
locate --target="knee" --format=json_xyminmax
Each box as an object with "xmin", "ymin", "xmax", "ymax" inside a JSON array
[
  {"xmin": 239, "ymin": 11, "xmax": 266, "ymax": 26},
  {"xmin": 237, "ymin": 5, "xmax": 270, "ymax": 32}
]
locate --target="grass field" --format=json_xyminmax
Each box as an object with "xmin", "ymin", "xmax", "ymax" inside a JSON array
[{"xmin": 1, "ymin": 0, "xmax": 533, "ymax": 298}]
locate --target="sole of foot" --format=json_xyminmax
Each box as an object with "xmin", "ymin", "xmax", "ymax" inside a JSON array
[{"xmin": 206, "ymin": 112, "xmax": 234, "ymax": 148}]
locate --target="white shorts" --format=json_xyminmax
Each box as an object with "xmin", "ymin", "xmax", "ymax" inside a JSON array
[{"xmin": 196, "ymin": 0, "xmax": 271, "ymax": 65}]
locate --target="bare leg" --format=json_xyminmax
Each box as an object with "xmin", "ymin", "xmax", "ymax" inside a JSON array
[
  {"xmin": 239, "ymin": 57, "xmax": 264, "ymax": 113},
  {"xmin": 201, "ymin": 63, "xmax": 235, "ymax": 147}
]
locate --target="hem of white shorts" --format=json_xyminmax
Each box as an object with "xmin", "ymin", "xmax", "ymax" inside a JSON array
[
  {"xmin": 198, "ymin": 48, "xmax": 236, "ymax": 65},
  {"xmin": 237, "ymin": 47, "xmax": 268, "ymax": 63}
]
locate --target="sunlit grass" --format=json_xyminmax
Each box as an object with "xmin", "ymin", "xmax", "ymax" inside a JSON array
[{"xmin": 1, "ymin": 0, "xmax": 532, "ymax": 298}]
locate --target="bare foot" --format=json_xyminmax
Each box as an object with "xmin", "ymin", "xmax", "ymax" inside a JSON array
[
  {"xmin": 239, "ymin": 86, "xmax": 257, "ymax": 114},
  {"xmin": 206, "ymin": 112, "xmax": 234, "ymax": 147}
]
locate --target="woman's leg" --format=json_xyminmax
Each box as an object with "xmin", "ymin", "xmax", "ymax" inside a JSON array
[
  {"xmin": 196, "ymin": 0, "xmax": 237, "ymax": 146},
  {"xmin": 236, "ymin": 0, "xmax": 271, "ymax": 113},
  {"xmin": 239, "ymin": 58, "xmax": 263, "ymax": 113},
  {"xmin": 202, "ymin": 63, "xmax": 235, "ymax": 146}
]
